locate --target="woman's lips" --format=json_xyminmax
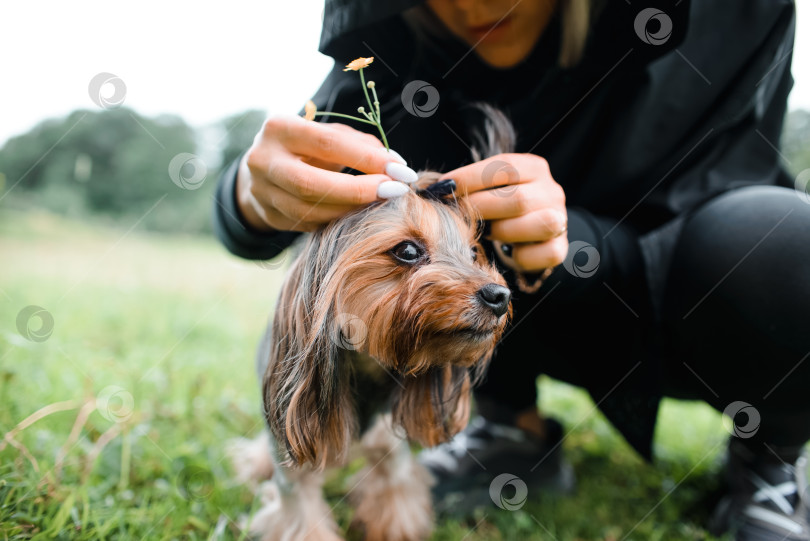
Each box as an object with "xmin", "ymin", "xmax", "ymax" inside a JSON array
[{"xmin": 468, "ymin": 16, "xmax": 513, "ymax": 42}]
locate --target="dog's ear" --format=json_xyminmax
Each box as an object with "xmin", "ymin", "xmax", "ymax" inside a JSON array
[
  {"xmin": 392, "ymin": 365, "xmax": 472, "ymax": 447},
  {"xmin": 262, "ymin": 235, "xmax": 356, "ymax": 470}
]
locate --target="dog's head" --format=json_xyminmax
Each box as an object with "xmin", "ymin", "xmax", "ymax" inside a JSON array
[
  {"xmin": 263, "ymin": 177, "xmax": 511, "ymax": 468},
  {"xmin": 264, "ymin": 103, "xmax": 517, "ymax": 468}
]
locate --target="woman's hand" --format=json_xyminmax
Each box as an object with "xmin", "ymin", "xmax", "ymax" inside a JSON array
[
  {"xmin": 236, "ymin": 115, "xmax": 414, "ymax": 233},
  {"xmin": 441, "ymin": 153, "xmax": 568, "ymax": 273}
]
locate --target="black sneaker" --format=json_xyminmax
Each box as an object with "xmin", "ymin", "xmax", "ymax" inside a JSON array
[
  {"xmin": 708, "ymin": 439, "xmax": 810, "ymax": 540},
  {"xmin": 418, "ymin": 415, "xmax": 575, "ymax": 515}
]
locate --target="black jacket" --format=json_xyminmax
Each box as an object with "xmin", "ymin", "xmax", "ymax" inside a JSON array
[{"xmin": 213, "ymin": 0, "xmax": 796, "ymax": 459}]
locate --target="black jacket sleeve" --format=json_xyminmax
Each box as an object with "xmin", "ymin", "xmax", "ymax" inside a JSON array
[{"xmin": 211, "ymin": 151, "xmax": 301, "ymax": 260}]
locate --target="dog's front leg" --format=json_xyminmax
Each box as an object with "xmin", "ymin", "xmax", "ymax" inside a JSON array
[{"xmin": 349, "ymin": 414, "xmax": 435, "ymax": 541}]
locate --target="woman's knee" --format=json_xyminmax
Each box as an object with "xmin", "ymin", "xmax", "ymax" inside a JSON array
[
  {"xmin": 681, "ymin": 185, "xmax": 808, "ymax": 245},
  {"xmin": 665, "ymin": 184, "xmax": 810, "ymax": 356}
]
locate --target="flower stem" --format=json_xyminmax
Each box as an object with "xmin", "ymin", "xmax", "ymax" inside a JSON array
[
  {"xmin": 370, "ymin": 85, "xmax": 381, "ymax": 117},
  {"xmin": 359, "ymin": 68, "xmax": 390, "ymax": 150},
  {"xmin": 377, "ymin": 123, "xmax": 389, "ymax": 151},
  {"xmin": 359, "ymin": 68, "xmax": 375, "ymax": 116},
  {"xmin": 313, "ymin": 112, "xmax": 377, "ymax": 125},
  {"xmin": 369, "ymin": 85, "xmax": 388, "ymax": 149}
]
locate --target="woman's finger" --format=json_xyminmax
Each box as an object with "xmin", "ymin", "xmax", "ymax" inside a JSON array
[
  {"xmin": 439, "ymin": 153, "xmax": 549, "ymax": 195},
  {"xmin": 328, "ymin": 122, "xmax": 386, "ymax": 148},
  {"xmin": 255, "ymin": 180, "xmax": 362, "ymax": 227},
  {"xmin": 251, "ymin": 200, "xmax": 321, "ymax": 233},
  {"xmin": 302, "ymin": 125, "xmax": 408, "ymax": 174},
  {"xmin": 489, "ymin": 208, "xmax": 568, "ymax": 243},
  {"xmin": 510, "ymin": 236, "xmax": 569, "ymax": 273},
  {"xmin": 257, "ymin": 156, "xmax": 392, "ymax": 206},
  {"xmin": 274, "ymin": 115, "xmax": 410, "ymax": 176},
  {"xmin": 464, "ymin": 182, "xmax": 555, "ymax": 221}
]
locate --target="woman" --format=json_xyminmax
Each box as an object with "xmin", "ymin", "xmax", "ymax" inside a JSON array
[{"xmin": 213, "ymin": 0, "xmax": 808, "ymax": 538}]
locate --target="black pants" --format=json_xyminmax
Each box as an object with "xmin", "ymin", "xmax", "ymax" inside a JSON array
[{"xmin": 476, "ymin": 186, "xmax": 810, "ymax": 451}]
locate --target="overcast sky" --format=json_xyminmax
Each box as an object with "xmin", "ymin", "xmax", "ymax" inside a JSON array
[{"xmin": 1, "ymin": 1, "xmax": 808, "ymax": 148}]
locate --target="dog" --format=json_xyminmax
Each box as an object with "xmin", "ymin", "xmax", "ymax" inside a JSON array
[{"xmin": 229, "ymin": 106, "xmax": 515, "ymax": 541}]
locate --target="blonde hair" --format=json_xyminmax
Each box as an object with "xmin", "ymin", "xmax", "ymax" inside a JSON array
[{"xmin": 558, "ymin": 0, "xmax": 591, "ymax": 68}]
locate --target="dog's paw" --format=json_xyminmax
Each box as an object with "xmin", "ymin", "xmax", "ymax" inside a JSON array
[
  {"xmin": 349, "ymin": 459, "xmax": 434, "ymax": 541},
  {"xmin": 226, "ymin": 432, "xmax": 274, "ymax": 489},
  {"xmin": 244, "ymin": 480, "xmax": 344, "ymax": 541}
]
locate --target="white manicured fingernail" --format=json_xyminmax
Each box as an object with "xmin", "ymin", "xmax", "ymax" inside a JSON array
[
  {"xmin": 387, "ymin": 149, "xmax": 406, "ymax": 165},
  {"xmin": 377, "ymin": 180, "xmax": 410, "ymax": 199},
  {"xmin": 385, "ymin": 162, "xmax": 418, "ymax": 184}
]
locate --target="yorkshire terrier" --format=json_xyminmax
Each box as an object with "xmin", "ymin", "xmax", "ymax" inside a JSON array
[{"xmin": 229, "ymin": 106, "xmax": 516, "ymax": 541}]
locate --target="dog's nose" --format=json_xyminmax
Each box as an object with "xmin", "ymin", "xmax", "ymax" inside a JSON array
[{"xmin": 477, "ymin": 283, "xmax": 511, "ymax": 317}]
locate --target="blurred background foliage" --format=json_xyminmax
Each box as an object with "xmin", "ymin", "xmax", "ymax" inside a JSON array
[
  {"xmin": 0, "ymin": 108, "xmax": 267, "ymax": 235},
  {"xmin": 783, "ymin": 109, "xmax": 810, "ymax": 172},
  {"xmin": 1, "ymin": 107, "xmax": 808, "ymax": 236}
]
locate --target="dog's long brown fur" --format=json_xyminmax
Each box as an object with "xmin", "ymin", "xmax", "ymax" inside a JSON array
[{"xmin": 264, "ymin": 183, "xmax": 509, "ymax": 470}]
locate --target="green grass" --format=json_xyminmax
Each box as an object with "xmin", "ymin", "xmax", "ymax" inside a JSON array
[{"xmin": 1, "ymin": 208, "xmax": 737, "ymax": 540}]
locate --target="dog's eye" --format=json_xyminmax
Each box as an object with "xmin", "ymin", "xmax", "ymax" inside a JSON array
[
  {"xmin": 391, "ymin": 241, "xmax": 424, "ymax": 264},
  {"xmin": 471, "ymin": 245, "xmax": 479, "ymax": 261}
]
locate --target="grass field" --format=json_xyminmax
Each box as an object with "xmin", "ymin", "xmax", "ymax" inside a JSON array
[{"xmin": 1, "ymin": 207, "xmax": 739, "ymax": 540}]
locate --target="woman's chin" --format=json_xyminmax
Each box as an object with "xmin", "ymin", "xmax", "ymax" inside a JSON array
[{"xmin": 474, "ymin": 42, "xmax": 536, "ymax": 69}]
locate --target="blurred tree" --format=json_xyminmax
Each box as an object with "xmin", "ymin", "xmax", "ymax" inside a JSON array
[
  {"xmin": 0, "ymin": 108, "xmax": 214, "ymax": 233},
  {"xmin": 0, "ymin": 108, "xmax": 197, "ymax": 212},
  {"xmin": 781, "ymin": 109, "xmax": 810, "ymax": 177},
  {"xmin": 218, "ymin": 109, "xmax": 267, "ymax": 169}
]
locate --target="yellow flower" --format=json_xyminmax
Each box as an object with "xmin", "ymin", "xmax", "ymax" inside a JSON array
[
  {"xmin": 344, "ymin": 57, "xmax": 374, "ymax": 71},
  {"xmin": 304, "ymin": 100, "xmax": 317, "ymax": 121}
]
